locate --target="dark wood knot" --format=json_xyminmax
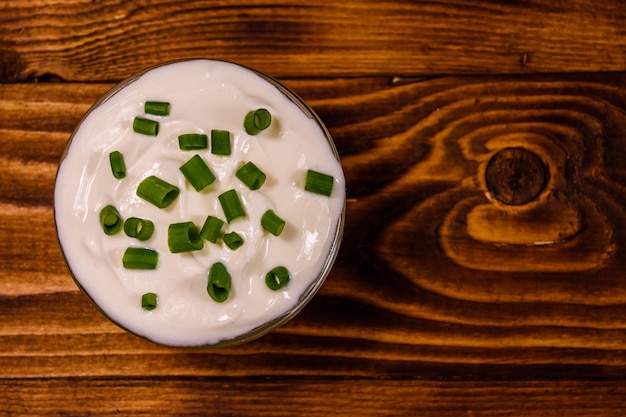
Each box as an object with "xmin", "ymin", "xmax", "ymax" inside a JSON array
[{"xmin": 485, "ymin": 147, "xmax": 547, "ymax": 205}]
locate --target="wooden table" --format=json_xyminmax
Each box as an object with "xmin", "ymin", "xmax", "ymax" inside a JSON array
[{"xmin": 3, "ymin": 1, "xmax": 626, "ymax": 415}]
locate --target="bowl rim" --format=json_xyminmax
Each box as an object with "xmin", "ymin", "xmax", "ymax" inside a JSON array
[{"xmin": 54, "ymin": 58, "xmax": 346, "ymax": 348}]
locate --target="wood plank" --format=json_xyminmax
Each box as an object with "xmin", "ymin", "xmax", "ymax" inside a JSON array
[
  {"xmin": 3, "ymin": 378, "xmax": 626, "ymax": 417},
  {"xmin": 2, "ymin": 0, "xmax": 626, "ymax": 81},
  {"xmin": 4, "ymin": 74, "xmax": 626, "ymax": 380},
  {"xmin": 4, "ymin": 291, "xmax": 626, "ymax": 379}
]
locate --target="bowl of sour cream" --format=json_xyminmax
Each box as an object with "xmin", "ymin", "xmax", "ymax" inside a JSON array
[{"xmin": 54, "ymin": 59, "xmax": 345, "ymax": 347}]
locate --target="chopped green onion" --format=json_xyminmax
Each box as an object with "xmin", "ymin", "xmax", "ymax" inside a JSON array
[
  {"xmin": 211, "ymin": 129, "xmax": 231, "ymax": 155},
  {"xmin": 236, "ymin": 161, "xmax": 266, "ymax": 190},
  {"xmin": 167, "ymin": 222, "xmax": 203, "ymax": 253},
  {"xmin": 178, "ymin": 133, "xmax": 208, "ymax": 151},
  {"xmin": 244, "ymin": 108, "xmax": 271, "ymax": 135},
  {"xmin": 261, "ymin": 209, "xmax": 286, "ymax": 236},
  {"xmin": 207, "ymin": 262, "xmax": 232, "ymax": 303},
  {"xmin": 122, "ymin": 247, "xmax": 158, "ymax": 269},
  {"xmin": 304, "ymin": 169, "xmax": 334, "ymax": 197},
  {"xmin": 141, "ymin": 292, "xmax": 158, "ymax": 310},
  {"xmin": 136, "ymin": 175, "xmax": 180, "ymax": 208},
  {"xmin": 99, "ymin": 205, "xmax": 123, "ymax": 235},
  {"xmin": 218, "ymin": 189, "xmax": 246, "ymax": 223},
  {"xmin": 223, "ymin": 231, "xmax": 244, "ymax": 250},
  {"xmin": 265, "ymin": 266, "xmax": 290, "ymax": 290},
  {"xmin": 179, "ymin": 155, "xmax": 216, "ymax": 192},
  {"xmin": 200, "ymin": 215, "xmax": 224, "ymax": 243},
  {"xmin": 109, "ymin": 151, "xmax": 126, "ymax": 179},
  {"xmin": 144, "ymin": 101, "xmax": 170, "ymax": 116},
  {"xmin": 123, "ymin": 217, "xmax": 155, "ymax": 241},
  {"xmin": 133, "ymin": 116, "xmax": 159, "ymax": 136}
]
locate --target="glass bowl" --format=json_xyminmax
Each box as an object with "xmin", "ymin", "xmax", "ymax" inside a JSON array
[{"xmin": 54, "ymin": 59, "xmax": 345, "ymax": 347}]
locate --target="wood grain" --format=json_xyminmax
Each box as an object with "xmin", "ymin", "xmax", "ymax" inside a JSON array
[
  {"xmin": 2, "ymin": 0, "xmax": 626, "ymax": 81},
  {"xmin": 3, "ymin": 378, "xmax": 626, "ymax": 416},
  {"xmin": 4, "ymin": 0, "xmax": 626, "ymax": 414},
  {"xmin": 5, "ymin": 73, "xmax": 626, "ymax": 413},
  {"xmin": 4, "ymin": 73, "xmax": 626, "ymax": 376}
]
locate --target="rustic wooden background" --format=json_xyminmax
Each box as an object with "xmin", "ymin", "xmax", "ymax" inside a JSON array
[{"xmin": 3, "ymin": 0, "xmax": 626, "ymax": 415}]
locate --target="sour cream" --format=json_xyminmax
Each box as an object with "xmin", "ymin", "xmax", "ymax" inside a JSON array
[{"xmin": 54, "ymin": 59, "xmax": 345, "ymax": 347}]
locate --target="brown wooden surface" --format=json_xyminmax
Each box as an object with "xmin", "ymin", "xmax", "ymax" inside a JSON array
[{"xmin": 3, "ymin": 0, "xmax": 626, "ymax": 415}]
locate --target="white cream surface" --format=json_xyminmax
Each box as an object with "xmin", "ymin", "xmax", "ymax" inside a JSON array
[{"xmin": 54, "ymin": 59, "xmax": 345, "ymax": 346}]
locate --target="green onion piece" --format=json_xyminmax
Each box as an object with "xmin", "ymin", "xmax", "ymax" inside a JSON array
[
  {"xmin": 141, "ymin": 292, "xmax": 158, "ymax": 310},
  {"xmin": 243, "ymin": 108, "xmax": 271, "ymax": 135},
  {"xmin": 122, "ymin": 247, "xmax": 158, "ymax": 269},
  {"xmin": 304, "ymin": 169, "xmax": 334, "ymax": 197},
  {"xmin": 178, "ymin": 133, "xmax": 208, "ymax": 151},
  {"xmin": 223, "ymin": 231, "xmax": 244, "ymax": 250},
  {"xmin": 200, "ymin": 215, "xmax": 224, "ymax": 243},
  {"xmin": 236, "ymin": 161, "xmax": 266, "ymax": 190},
  {"xmin": 168, "ymin": 222, "xmax": 203, "ymax": 253},
  {"xmin": 136, "ymin": 175, "xmax": 180, "ymax": 208},
  {"xmin": 261, "ymin": 209, "xmax": 286, "ymax": 236},
  {"xmin": 207, "ymin": 262, "xmax": 232, "ymax": 303},
  {"xmin": 265, "ymin": 266, "xmax": 290, "ymax": 291},
  {"xmin": 218, "ymin": 189, "xmax": 246, "ymax": 223},
  {"xmin": 123, "ymin": 217, "xmax": 155, "ymax": 241},
  {"xmin": 179, "ymin": 155, "xmax": 216, "ymax": 192},
  {"xmin": 211, "ymin": 129, "xmax": 231, "ymax": 155},
  {"xmin": 99, "ymin": 205, "xmax": 123, "ymax": 235},
  {"xmin": 144, "ymin": 101, "xmax": 170, "ymax": 116},
  {"xmin": 133, "ymin": 116, "xmax": 159, "ymax": 136},
  {"xmin": 109, "ymin": 151, "xmax": 126, "ymax": 179}
]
